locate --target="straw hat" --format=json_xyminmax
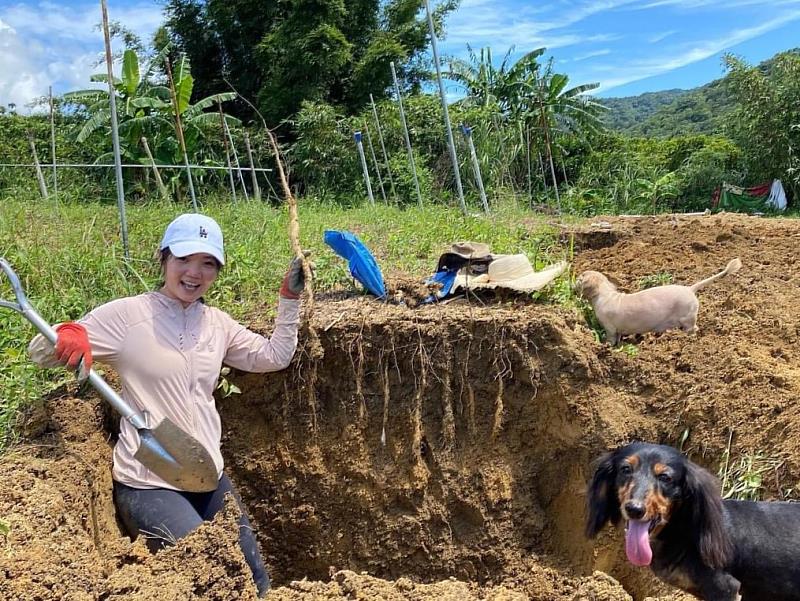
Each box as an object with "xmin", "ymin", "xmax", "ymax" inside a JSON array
[{"xmin": 452, "ymin": 255, "xmax": 567, "ymax": 293}]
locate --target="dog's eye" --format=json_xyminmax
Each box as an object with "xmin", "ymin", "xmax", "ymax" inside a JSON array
[
  {"xmin": 657, "ymin": 473, "xmax": 673, "ymax": 484},
  {"xmin": 619, "ymin": 464, "xmax": 633, "ymax": 475}
]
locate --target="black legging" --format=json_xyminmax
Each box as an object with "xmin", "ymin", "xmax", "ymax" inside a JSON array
[{"xmin": 113, "ymin": 474, "xmax": 270, "ymax": 598}]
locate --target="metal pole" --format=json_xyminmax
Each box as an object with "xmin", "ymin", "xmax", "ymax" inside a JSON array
[
  {"xmin": 164, "ymin": 57, "xmax": 198, "ymax": 211},
  {"xmin": 363, "ymin": 121, "xmax": 387, "ymax": 203},
  {"xmin": 243, "ymin": 132, "xmax": 261, "ymax": 202},
  {"xmin": 460, "ymin": 125, "xmax": 489, "ymax": 213},
  {"xmin": 390, "ymin": 62, "xmax": 422, "ymax": 207},
  {"xmin": 48, "ymin": 86, "xmax": 58, "ymax": 204},
  {"xmin": 140, "ymin": 136, "xmax": 170, "ymax": 201},
  {"xmin": 354, "ymin": 131, "xmax": 375, "ymax": 206},
  {"xmin": 28, "ymin": 133, "xmax": 48, "ymax": 199},
  {"xmin": 217, "ymin": 102, "xmax": 237, "ymax": 204},
  {"xmin": 100, "ymin": 0, "xmax": 129, "ymax": 258},
  {"xmin": 423, "ymin": 0, "xmax": 466, "ymax": 215},
  {"xmin": 369, "ymin": 93, "xmax": 397, "ymax": 202}
]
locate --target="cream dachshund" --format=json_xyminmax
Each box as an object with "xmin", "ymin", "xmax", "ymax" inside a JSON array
[{"xmin": 575, "ymin": 258, "xmax": 742, "ymax": 345}]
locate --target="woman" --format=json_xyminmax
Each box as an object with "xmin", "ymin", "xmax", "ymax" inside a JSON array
[{"xmin": 29, "ymin": 213, "xmax": 306, "ymax": 597}]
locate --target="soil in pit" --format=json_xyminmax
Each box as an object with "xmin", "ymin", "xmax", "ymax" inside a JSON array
[{"xmin": 3, "ymin": 212, "xmax": 798, "ymax": 601}]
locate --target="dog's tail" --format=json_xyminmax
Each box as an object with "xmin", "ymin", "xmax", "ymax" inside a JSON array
[{"xmin": 690, "ymin": 258, "xmax": 742, "ymax": 293}]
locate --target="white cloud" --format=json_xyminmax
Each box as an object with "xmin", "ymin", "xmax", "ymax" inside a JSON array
[
  {"xmin": 638, "ymin": 0, "xmax": 800, "ymax": 9},
  {"xmin": 443, "ymin": 0, "xmax": 629, "ymax": 50},
  {"xmin": 0, "ymin": 0, "xmax": 162, "ymax": 108},
  {"xmin": 648, "ymin": 30, "xmax": 677, "ymax": 43},
  {"xmin": 593, "ymin": 12, "xmax": 800, "ymax": 93},
  {"xmin": 573, "ymin": 49, "xmax": 612, "ymax": 61}
]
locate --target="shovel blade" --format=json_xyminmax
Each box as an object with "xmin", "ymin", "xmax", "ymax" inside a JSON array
[{"xmin": 134, "ymin": 418, "xmax": 219, "ymax": 492}]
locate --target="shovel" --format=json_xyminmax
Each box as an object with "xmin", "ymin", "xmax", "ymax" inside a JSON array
[{"xmin": 0, "ymin": 258, "xmax": 218, "ymax": 492}]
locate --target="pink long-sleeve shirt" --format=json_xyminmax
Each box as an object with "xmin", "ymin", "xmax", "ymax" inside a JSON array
[{"xmin": 69, "ymin": 291, "xmax": 299, "ymax": 489}]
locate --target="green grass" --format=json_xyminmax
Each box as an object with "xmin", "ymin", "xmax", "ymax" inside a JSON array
[
  {"xmin": 0, "ymin": 190, "xmax": 571, "ymax": 448},
  {"xmin": 638, "ymin": 271, "xmax": 673, "ymax": 289},
  {"xmin": 719, "ymin": 451, "xmax": 786, "ymax": 501},
  {"xmin": 717, "ymin": 430, "xmax": 790, "ymax": 500}
]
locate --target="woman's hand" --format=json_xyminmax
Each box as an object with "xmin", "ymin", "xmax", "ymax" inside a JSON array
[
  {"xmin": 54, "ymin": 322, "xmax": 93, "ymax": 378},
  {"xmin": 279, "ymin": 251, "xmax": 312, "ymax": 299}
]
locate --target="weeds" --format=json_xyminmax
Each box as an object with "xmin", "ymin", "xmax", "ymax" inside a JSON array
[
  {"xmin": 614, "ymin": 343, "xmax": 639, "ymax": 357},
  {"xmin": 719, "ymin": 452, "xmax": 785, "ymax": 500},
  {"xmin": 638, "ymin": 271, "xmax": 673, "ymax": 289},
  {"xmin": 216, "ymin": 367, "xmax": 242, "ymax": 398},
  {"xmin": 718, "ymin": 431, "xmax": 786, "ymax": 500}
]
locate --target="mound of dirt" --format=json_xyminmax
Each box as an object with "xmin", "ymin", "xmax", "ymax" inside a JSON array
[{"xmin": 1, "ymin": 212, "xmax": 794, "ymax": 600}]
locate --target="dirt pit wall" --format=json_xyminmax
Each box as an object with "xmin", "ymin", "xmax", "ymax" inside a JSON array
[{"xmin": 222, "ymin": 300, "xmax": 639, "ymax": 584}]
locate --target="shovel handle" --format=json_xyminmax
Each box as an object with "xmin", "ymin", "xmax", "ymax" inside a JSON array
[{"xmin": 0, "ymin": 257, "xmax": 147, "ymax": 430}]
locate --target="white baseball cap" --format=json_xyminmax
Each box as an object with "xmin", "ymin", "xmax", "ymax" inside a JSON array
[{"xmin": 160, "ymin": 213, "xmax": 225, "ymax": 265}]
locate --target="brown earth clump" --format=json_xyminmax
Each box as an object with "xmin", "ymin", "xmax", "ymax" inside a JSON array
[{"xmin": 1, "ymin": 212, "xmax": 795, "ymax": 601}]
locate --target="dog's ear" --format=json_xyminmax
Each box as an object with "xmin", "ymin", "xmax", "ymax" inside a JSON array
[
  {"xmin": 684, "ymin": 461, "xmax": 733, "ymax": 569},
  {"xmin": 585, "ymin": 450, "xmax": 622, "ymax": 538}
]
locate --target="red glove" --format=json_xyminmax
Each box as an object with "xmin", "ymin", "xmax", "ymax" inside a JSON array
[{"xmin": 54, "ymin": 322, "xmax": 93, "ymax": 374}]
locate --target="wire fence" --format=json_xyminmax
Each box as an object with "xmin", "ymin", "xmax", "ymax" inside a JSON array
[{"xmin": 0, "ymin": 163, "xmax": 273, "ymax": 172}]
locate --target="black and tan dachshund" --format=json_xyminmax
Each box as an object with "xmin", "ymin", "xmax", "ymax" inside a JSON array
[{"xmin": 586, "ymin": 442, "xmax": 800, "ymax": 600}]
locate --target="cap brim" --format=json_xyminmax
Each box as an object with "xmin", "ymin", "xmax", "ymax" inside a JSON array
[{"xmin": 167, "ymin": 241, "xmax": 225, "ymax": 265}]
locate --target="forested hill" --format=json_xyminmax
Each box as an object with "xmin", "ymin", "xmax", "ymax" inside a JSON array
[
  {"xmin": 599, "ymin": 49, "xmax": 799, "ymax": 138},
  {"xmin": 599, "ymin": 79, "xmax": 730, "ymax": 137},
  {"xmin": 599, "ymin": 89, "xmax": 686, "ymax": 132}
]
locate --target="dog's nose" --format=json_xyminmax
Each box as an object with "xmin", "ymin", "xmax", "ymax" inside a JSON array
[{"xmin": 624, "ymin": 501, "xmax": 646, "ymax": 520}]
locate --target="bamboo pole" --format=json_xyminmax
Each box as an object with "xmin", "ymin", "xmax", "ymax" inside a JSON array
[
  {"xmin": 140, "ymin": 136, "xmax": 170, "ymax": 201},
  {"xmin": 423, "ymin": 0, "xmax": 466, "ymax": 214},
  {"xmin": 28, "ymin": 133, "xmax": 48, "ymax": 199},
  {"xmin": 354, "ymin": 131, "xmax": 375, "ymax": 206},
  {"xmin": 538, "ymin": 150, "xmax": 548, "ymax": 192},
  {"xmin": 363, "ymin": 121, "xmax": 387, "ymax": 203},
  {"xmin": 243, "ymin": 132, "xmax": 261, "ymax": 202},
  {"xmin": 223, "ymin": 118, "xmax": 249, "ymax": 201},
  {"xmin": 48, "ymin": 86, "xmax": 58, "ymax": 204},
  {"xmin": 536, "ymin": 75, "xmax": 560, "ymax": 212},
  {"xmin": 460, "ymin": 124, "xmax": 489, "ymax": 212},
  {"xmin": 369, "ymin": 94, "xmax": 397, "ymax": 203},
  {"xmin": 390, "ymin": 62, "xmax": 422, "ymax": 207},
  {"xmin": 525, "ymin": 126, "xmax": 531, "ymax": 199},
  {"xmin": 217, "ymin": 102, "xmax": 237, "ymax": 204},
  {"xmin": 165, "ymin": 57, "xmax": 198, "ymax": 211},
  {"xmin": 100, "ymin": 0, "xmax": 130, "ymax": 258}
]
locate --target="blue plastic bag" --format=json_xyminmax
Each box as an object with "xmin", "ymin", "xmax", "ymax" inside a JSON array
[{"xmin": 324, "ymin": 230, "xmax": 386, "ymax": 299}]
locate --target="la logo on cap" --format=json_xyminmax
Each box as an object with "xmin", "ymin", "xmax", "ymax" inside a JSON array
[{"xmin": 199, "ymin": 226, "xmax": 208, "ymax": 239}]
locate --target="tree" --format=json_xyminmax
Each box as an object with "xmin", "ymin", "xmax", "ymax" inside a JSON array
[
  {"xmin": 723, "ymin": 51, "xmax": 800, "ymax": 199},
  {"xmin": 164, "ymin": 0, "xmax": 457, "ymax": 127}
]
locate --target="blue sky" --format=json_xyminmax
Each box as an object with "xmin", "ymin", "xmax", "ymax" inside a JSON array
[
  {"xmin": 0, "ymin": 0, "xmax": 797, "ymax": 110},
  {"xmin": 440, "ymin": 0, "xmax": 800, "ymax": 97}
]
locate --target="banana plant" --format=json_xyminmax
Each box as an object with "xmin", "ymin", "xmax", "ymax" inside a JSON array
[{"xmin": 63, "ymin": 48, "xmax": 239, "ymax": 169}]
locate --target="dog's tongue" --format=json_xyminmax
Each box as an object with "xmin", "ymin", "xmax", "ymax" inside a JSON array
[{"xmin": 625, "ymin": 520, "xmax": 652, "ymax": 566}]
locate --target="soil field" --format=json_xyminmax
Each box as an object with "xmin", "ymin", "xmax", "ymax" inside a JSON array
[{"xmin": 2, "ymin": 212, "xmax": 798, "ymax": 600}]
